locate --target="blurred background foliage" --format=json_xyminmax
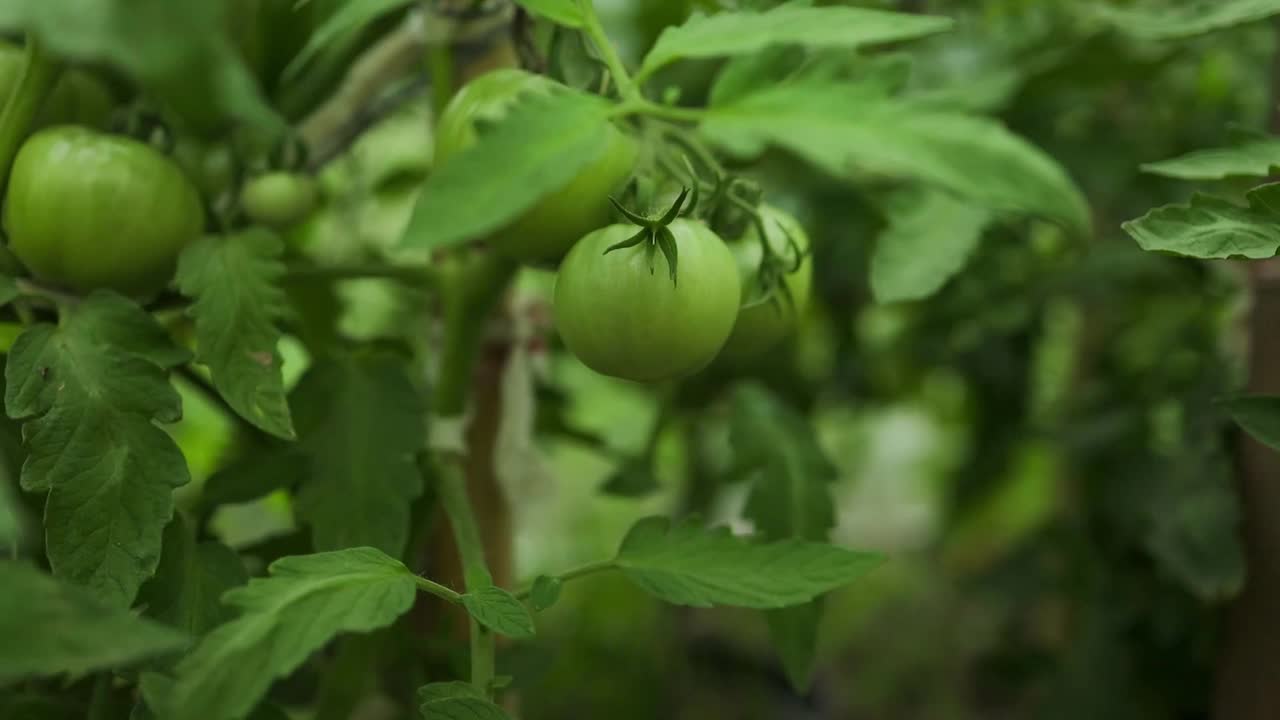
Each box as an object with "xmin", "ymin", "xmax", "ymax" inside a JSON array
[{"xmin": 6, "ymin": 0, "xmax": 1264, "ymax": 718}]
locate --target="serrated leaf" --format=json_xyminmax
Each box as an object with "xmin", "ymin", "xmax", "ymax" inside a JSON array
[
  {"xmin": 1091, "ymin": 0, "xmax": 1280, "ymax": 40},
  {"xmin": 460, "ymin": 585, "xmax": 536, "ymax": 639},
  {"xmin": 1224, "ymin": 395, "xmax": 1280, "ymax": 451},
  {"xmin": 291, "ymin": 354, "xmax": 425, "ymax": 556},
  {"xmin": 731, "ymin": 383, "xmax": 837, "ymax": 691},
  {"xmin": 703, "ymin": 82, "xmax": 1089, "ymax": 235},
  {"xmin": 514, "ymin": 0, "xmax": 584, "ymax": 28},
  {"xmin": 177, "ymin": 231, "xmax": 295, "ymax": 440},
  {"xmin": 529, "ymin": 575, "xmax": 562, "ymax": 612},
  {"xmin": 421, "ymin": 694, "xmax": 510, "ymax": 720},
  {"xmin": 638, "ymin": 5, "xmax": 952, "ymax": 80},
  {"xmin": 283, "ymin": 0, "xmax": 414, "ymax": 82},
  {"xmin": 417, "ymin": 682, "xmax": 483, "ymax": 703},
  {"xmin": 4, "ymin": 292, "xmax": 191, "ymax": 607},
  {"xmin": 0, "ymin": 561, "xmax": 187, "ymax": 683},
  {"xmin": 614, "ymin": 517, "xmax": 882, "ymax": 609},
  {"xmin": 163, "ymin": 547, "xmax": 417, "ymax": 720},
  {"xmin": 137, "ymin": 515, "xmax": 247, "ymax": 636},
  {"xmin": 871, "ymin": 187, "xmax": 993, "ymax": 303},
  {"xmin": 403, "ymin": 91, "xmax": 611, "ymax": 250},
  {"xmin": 1122, "ymin": 185, "xmax": 1280, "ymax": 259},
  {"xmin": 1141, "ymin": 138, "xmax": 1280, "ymax": 180},
  {"xmin": 0, "ymin": 0, "xmax": 280, "ymax": 134}
]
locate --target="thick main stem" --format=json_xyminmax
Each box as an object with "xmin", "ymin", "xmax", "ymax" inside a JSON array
[
  {"xmin": 437, "ymin": 458, "xmax": 497, "ymax": 692},
  {"xmin": 0, "ymin": 38, "xmax": 60, "ymax": 197}
]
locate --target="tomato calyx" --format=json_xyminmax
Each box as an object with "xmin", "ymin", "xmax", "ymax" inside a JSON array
[
  {"xmin": 603, "ymin": 187, "xmax": 691, "ymax": 285},
  {"xmin": 738, "ymin": 203, "xmax": 810, "ymax": 317}
]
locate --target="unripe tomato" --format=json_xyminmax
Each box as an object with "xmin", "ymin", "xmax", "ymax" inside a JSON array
[
  {"xmin": 435, "ymin": 69, "xmax": 637, "ymax": 263},
  {"xmin": 718, "ymin": 205, "xmax": 813, "ymax": 360},
  {"xmin": 0, "ymin": 43, "xmax": 115, "ymax": 128},
  {"xmin": 554, "ymin": 220, "xmax": 741, "ymax": 382},
  {"xmin": 241, "ymin": 172, "xmax": 319, "ymax": 228},
  {"xmin": 3, "ymin": 126, "xmax": 204, "ymax": 296},
  {"xmin": 173, "ymin": 137, "xmax": 236, "ymax": 200}
]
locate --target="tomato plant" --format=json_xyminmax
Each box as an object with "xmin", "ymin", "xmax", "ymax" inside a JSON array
[
  {"xmin": 0, "ymin": 1, "xmax": 1269, "ymax": 719},
  {"xmin": 555, "ymin": 218, "xmax": 740, "ymax": 381},
  {"xmin": 4, "ymin": 125, "xmax": 204, "ymax": 296}
]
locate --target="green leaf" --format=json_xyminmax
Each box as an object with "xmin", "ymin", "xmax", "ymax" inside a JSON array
[
  {"xmin": 1122, "ymin": 185, "xmax": 1280, "ymax": 259},
  {"xmin": 702, "ymin": 82, "xmax": 1089, "ymax": 235},
  {"xmin": 4, "ymin": 292, "xmax": 191, "ymax": 607},
  {"xmin": 529, "ymin": 575, "xmax": 562, "ymax": 612},
  {"xmin": 0, "ymin": 275, "xmax": 18, "ymax": 309},
  {"xmin": 638, "ymin": 5, "xmax": 952, "ymax": 81},
  {"xmin": 460, "ymin": 585, "xmax": 536, "ymax": 639},
  {"xmin": 163, "ymin": 547, "xmax": 418, "ymax": 720},
  {"xmin": 199, "ymin": 446, "xmax": 308, "ymax": 510},
  {"xmin": 0, "ymin": 561, "xmax": 188, "ymax": 683},
  {"xmin": 871, "ymin": 188, "xmax": 993, "ymax": 303},
  {"xmin": 1141, "ymin": 138, "xmax": 1280, "ymax": 180},
  {"xmin": 731, "ymin": 383, "xmax": 837, "ymax": 691},
  {"xmin": 418, "ymin": 682, "xmax": 511, "ymax": 720},
  {"xmin": 1092, "ymin": 0, "xmax": 1280, "ymax": 40},
  {"xmin": 0, "ymin": 0, "xmax": 280, "ymax": 134},
  {"xmin": 291, "ymin": 353, "xmax": 425, "ymax": 556},
  {"xmin": 614, "ymin": 517, "xmax": 883, "ymax": 609},
  {"xmin": 401, "ymin": 87, "xmax": 613, "ymax": 250},
  {"xmin": 514, "ymin": 0, "xmax": 584, "ymax": 28},
  {"xmin": 177, "ymin": 231, "xmax": 295, "ymax": 440},
  {"xmin": 1224, "ymin": 395, "xmax": 1280, "ymax": 451},
  {"xmin": 137, "ymin": 515, "xmax": 247, "ymax": 636},
  {"xmin": 283, "ymin": 0, "xmax": 414, "ymax": 82}
]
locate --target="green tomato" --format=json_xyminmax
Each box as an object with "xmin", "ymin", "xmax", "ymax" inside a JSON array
[
  {"xmin": 554, "ymin": 219, "xmax": 741, "ymax": 382},
  {"xmin": 718, "ymin": 205, "xmax": 813, "ymax": 360},
  {"xmin": 0, "ymin": 43, "xmax": 115, "ymax": 128},
  {"xmin": 3, "ymin": 126, "xmax": 205, "ymax": 296},
  {"xmin": 241, "ymin": 172, "xmax": 319, "ymax": 228},
  {"xmin": 435, "ymin": 68, "xmax": 637, "ymax": 263}
]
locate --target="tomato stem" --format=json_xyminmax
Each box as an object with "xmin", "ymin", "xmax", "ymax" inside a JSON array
[
  {"xmin": 0, "ymin": 37, "xmax": 61, "ymax": 198},
  {"xmin": 576, "ymin": 0, "xmax": 641, "ymax": 103},
  {"xmin": 436, "ymin": 458, "xmax": 498, "ymax": 696},
  {"xmin": 513, "ymin": 559, "xmax": 618, "ymax": 600}
]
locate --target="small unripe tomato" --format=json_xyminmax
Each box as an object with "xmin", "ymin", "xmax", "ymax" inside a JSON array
[
  {"xmin": 435, "ymin": 69, "xmax": 637, "ymax": 264},
  {"xmin": 554, "ymin": 220, "xmax": 741, "ymax": 382},
  {"xmin": 718, "ymin": 205, "xmax": 813, "ymax": 361},
  {"xmin": 3, "ymin": 126, "xmax": 204, "ymax": 296},
  {"xmin": 240, "ymin": 172, "xmax": 319, "ymax": 228}
]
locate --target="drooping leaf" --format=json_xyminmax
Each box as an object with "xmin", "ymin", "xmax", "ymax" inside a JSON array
[
  {"xmin": 283, "ymin": 0, "xmax": 414, "ymax": 81},
  {"xmin": 1092, "ymin": 0, "xmax": 1280, "ymax": 40},
  {"xmin": 198, "ymin": 445, "xmax": 308, "ymax": 511},
  {"xmin": 418, "ymin": 682, "xmax": 511, "ymax": 720},
  {"xmin": 0, "ymin": 561, "xmax": 188, "ymax": 683},
  {"xmin": 638, "ymin": 5, "xmax": 952, "ymax": 80},
  {"xmin": 871, "ymin": 187, "xmax": 993, "ymax": 303},
  {"xmin": 513, "ymin": 0, "xmax": 584, "ymax": 28},
  {"xmin": 137, "ymin": 515, "xmax": 248, "ymax": 636},
  {"xmin": 614, "ymin": 517, "xmax": 883, "ymax": 610},
  {"xmin": 1141, "ymin": 138, "xmax": 1280, "ymax": 180},
  {"xmin": 1121, "ymin": 185, "xmax": 1280, "ymax": 259},
  {"xmin": 4, "ymin": 292, "xmax": 191, "ymax": 607},
  {"xmin": 731, "ymin": 383, "xmax": 838, "ymax": 691},
  {"xmin": 460, "ymin": 585, "xmax": 536, "ymax": 639},
  {"xmin": 163, "ymin": 548, "xmax": 418, "ymax": 720},
  {"xmin": 528, "ymin": 576, "xmax": 563, "ymax": 612},
  {"xmin": 703, "ymin": 82, "xmax": 1090, "ymax": 235},
  {"xmin": 1224, "ymin": 395, "xmax": 1280, "ymax": 451},
  {"xmin": 291, "ymin": 353, "xmax": 425, "ymax": 556},
  {"xmin": 176, "ymin": 231, "xmax": 295, "ymax": 440},
  {"xmin": 0, "ymin": 0, "xmax": 280, "ymax": 134},
  {"xmin": 402, "ymin": 91, "xmax": 612, "ymax": 250}
]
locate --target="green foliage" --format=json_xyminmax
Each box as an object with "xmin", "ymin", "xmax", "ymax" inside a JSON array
[
  {"xmin": 871, "ymin": 187, "xmax": 993, "ymax": 303},
  {"xmin": 1141, "ymin": 137, "xmax": 1280, "ymax": 180},
  {"xmin": 418, "ymin": 682, "xmax": 511, "ymax": 720},
  {"xmin": 1224, "ymin": 395, "xmax": 1280, "ymax": 451},
  {"xmin": 159, "ymin": 548, "xmax": 418, "ymax": 720},
  {"xmin": 1122, "ymin": 184, "xmax": 1280, "ymax": 259},
  {"xmin": 137, "ymin": 515, "xmax": 247, "ymax": 636},
  {"xmin": 614, "ymin": 516, "xmax": 882, "ymax": 609},
  {"xmin": 5, "ymin": 292, "xmax": 190, "ymax": 606},
  {"xmin": 1092, "ymin": 0, "xmax": 1280, "ymax": 39},
  {"xmin": 0, "ymin": 561, "xmax": 187, "ymax": 683},
  {"xmin": 461, "ymin": 584, "xmax": 537, "ymax": 639},
  {"xmin": 177, "ymin": 231, "xmax": 295, "ymax": 440},
  {"xmin": 513, "ymin": 0, "xmax": 584, "ymax": 28}
]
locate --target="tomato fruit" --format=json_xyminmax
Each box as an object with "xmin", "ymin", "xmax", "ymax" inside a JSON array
[
  {"xmin": 0, "ymin": 43, "xmax": 115, "ymax": 128},
  {"xmin": 554, "ymin": 220, "xmax": 741, "ymax": 382},
  {"xmin": 173, "ymin": 137, "xmax": 236, "ymax": 200},
  {"xmin": 435, "ymin": 69, "xmax": 637, "ymax": 263},
  {"xmin": 3, "ymin": 126, "xmax": 204, "ymax": 296},
  {"xmin": 718, "ymin": 205, "xmax": 813, "ymax": 361},
  {"xmin": 241, "ymin": 172, "xmax": 319, "ymax": 228}
]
